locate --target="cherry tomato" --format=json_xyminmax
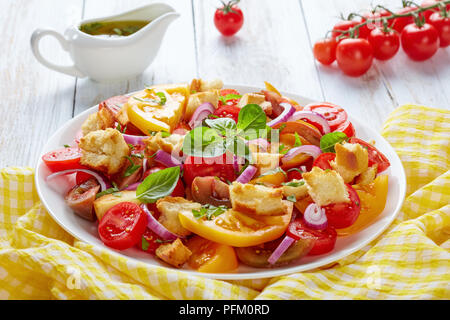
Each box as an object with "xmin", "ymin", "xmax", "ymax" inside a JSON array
[
  {"xmin": 348, "ymin": 137, "xmax": 390, "ymax": 173},
  {"xmin": 421, "ymin": 0, "xmax": 450, "ymax": 20},
  {"xmin": 143, "ymin": 166, "xmax": 185, "ymax": 197},
  {"xmin": 401, "ymin": 23, "xmax": 440, "ymax": 61},
  {"xmin": 214, "ymin": 1, "xmax": 244, "ymax": 37},
  {"xmin": 218, "ymin": 89, "xmax": 241, "ymax": 107},
  {"xmin": 334, "ymin": 120, "xmax": 355, "ymax": 138},
  {"xmin": 183, "ymin": 155, "xmax": 236, "ymax": 187},
  {"xmin": 312, "ymin": 153, "xmax": 336, "ymax": 170},
  {"xmin": 139, "ymin": 228, "xmax": 163, "ymax": 254},
  {"xmin": 332, "ymin": 20, "xmax": 367, "ymax": 39},
  {"xmin": 368, "ymin": 28, "xmax": 400, "ymax": 60},
  {"xmin": 313, "ymin": 38, "xmax": 338, "ymax": 65},
  {"xmin": 429, "ymin": 12, "xmax": 450, "ymax": 47},
  {"xmin": 287, "ymin": 219, "xmax": 337, "ymax": 256},
  {"xmin": 98, "ymin": 202, "xmax": 148, "ymax": 250},
  {"xmin": 303, "ymin": 102, "xmax": 348, "ymax": 131},
  {"xmin": 392, "ymin": 7, "xmax": 419, "ymax": 33},
  {"xmin": 336, "ymin": 38, "xmax": 374, "ymax": 77},
  {"xmin": 360, "ymin": 10, "xmax": 393, "ymax": 37},
  {"xmin": 213, "ymin": 105, "xmax": 240, "ymax": 123},
  {"xmin": 323, "ymin": 184, "xmax": 361, "ymax": 229},
  {"xmin": 42, "ymin": 147, "xmax": 84, "ymax": 172}
]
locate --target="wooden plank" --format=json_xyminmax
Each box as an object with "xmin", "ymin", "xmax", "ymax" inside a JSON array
[
  {"xmin": 0, "ymin": 0, "xmax": 82, "ymax": 167},
  {"xmin": 73, "ymin": 0, "xmax": 197, "ymax": 116},
  {"xmin": 300, "ymin": 0, "xmax": 450, "ymax": 134},
  {"xmin": 193, "ymin": 0, "xmax": 323, "ymax": 100}
]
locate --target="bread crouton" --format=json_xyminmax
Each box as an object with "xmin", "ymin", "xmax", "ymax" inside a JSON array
[
  {"xmin": 144, "ymin": 132, "xmax": 185, "ymax": 156},
  {"xmin": 81, "ymin": 108, "xmax": 115, "ymax": 136},
  {"xmin": 190, "ymin": 78, "xmax": 223, "ymax": 93},
  {"xmin": 229, "ymin": 182, "xmax": 287, "ymax": 216},
  {"xmin": 355, "ymin": 165, "xmax": 378, "ymax": 186},
  {"xmin": 237, "ymin": 93, "xmax": 272, "ymax": 116},
  {"xmin": 79, "ymin": 128, "xmax": 130, "ymax": 175},
  {"xmin": 331, "ymin": 142, "xmax": 369, "ymax": 183},
  {"xmin": 282, "ymin": 180, "xmax": 308, "ymax": 201},
  {"xmin": 155, "ymin": 238, "xmax": 192, "ymax": 268},
  {"xmin": 185, "ymin": 90, "xmax": 220, "ymax": 120},
  {"xmin": 156, "ymin": 197, "xmax": 199, "ymax": 237},
  {"xmin": 252, "ymin": 152, "xmax": 282, "ymax": 175},
  {"xmin": 302, "ymin": 167, "xmax": 349, "ymax": 207}
]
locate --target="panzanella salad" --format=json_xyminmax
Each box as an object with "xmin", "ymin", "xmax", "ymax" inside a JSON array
[{"xmin": 43, "ymin": 80, "xmax": 391, "ymax": 272}]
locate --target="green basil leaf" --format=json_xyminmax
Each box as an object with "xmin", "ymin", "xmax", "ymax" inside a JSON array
[
  {"xmin": 136, "ymin": 166, "xmax": 180, "ymax": 203},
  {"xmin": 294, "ymin": 132, "xmax": 303, "ymax": 147},
  {"xmin": 320, "ymin": 132, "xmax": 348, "ymax": 153},
  {"xmin": 237, "ymin": 104, "xmax": 267, "ymax": 133},
  {"xmin": 218, "ymin": 93, "xmax": 242, "ymax": 104},
  {"xmin": 205, "ymin": 117, "xmax": 236, "ymax": 135},
  {"xmin": 182, "ymin": 126, "xmax": 225, "ymax": 157}
]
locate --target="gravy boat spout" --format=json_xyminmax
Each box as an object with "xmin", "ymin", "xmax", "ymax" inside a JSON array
[{"xmin": 31, "ymin": 3, "xmax": 180, "ymax": 82}]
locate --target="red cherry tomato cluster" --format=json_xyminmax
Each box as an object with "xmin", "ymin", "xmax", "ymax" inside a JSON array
[{"xmin": 313, "ymin": 0, "xmax": 450, "ymax": 76}]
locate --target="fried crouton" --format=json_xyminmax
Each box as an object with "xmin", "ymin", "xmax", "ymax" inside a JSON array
[
  {"xmin": 81, "ymin": 108, "xmax": 115, "ymax": 136},
  {"xmin": 355, "ymin": 165, "xmax": 378, "ymax": 186},
  {"xmin": 185, "ymin": 90, "xmax": 220, "ymax": 120},
  {"xmin": 156, "ymin": 197, "xmax": 199, "ymax": 237},
  {"xmin": 302, "ymin": 167, "xmax": 349, "ymax": 207},
  {"xmin": 144, "ymin": 132, "xmax": 185, "ymax": 156},
  {"xmin": 190, "ymin": 78, "xmax": 223, "ymax": 93},
  {"xmin": 252, "ymin": 152, "xmax": 282, "ymax": 175},
  {"xmin": 229, "ymin": 182, "xmax": 286, "ymax": 216},
  {"xmin": 282, "ymin": 180, "xmax": 308, "ymax": 201},
  {"xmin": 155, "ymin": 238, "xmax": 192, "ymax": 268},
  {"xmin": 237, "ymin": 93, "xmax": 272, "ymax": 116},
  {"xmin": 331, "ymin": 142, "xmax": 369, "ymax": 183},
  {"xmin": 79, "ymin": 128, "xmax": 130, "ymax": 175}
]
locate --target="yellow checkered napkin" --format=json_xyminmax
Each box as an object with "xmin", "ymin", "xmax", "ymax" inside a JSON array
[{"xmin": 0, "ymin": 105, "xmax": 449, "ymax": 300}]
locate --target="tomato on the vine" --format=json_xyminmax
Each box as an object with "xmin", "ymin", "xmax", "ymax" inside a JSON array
[
  {"xmin": 332, "ymin": 20, "xmax": 367, "ymax": 38},
  {"xmin": 336, "ymin": 38, "xmax": 374, "ymax": 76},
  {"xmin": 429, "ymin": 11, "xmax": 450, "ymax": 47},
  {"xmin": 401, "ymin": 23, "xmax": 439, "ymax": 61},
  {"xmin": 392, "ymin": 6, "xmax": 419, "ymax": 33},
  {"xmin": 368, "ymin": 28, "xmax": 400, "ymax": 60},
  {"xmin": 360, "ymin": 10, "xmax": 393, "ymax": 37},
  {"xmin": 214, "ymin": 0, "xmax": 244, "ymax": 37},
  {"xmin": 313, "ymin": 38, "xmax": 338, "ymax": 65}
]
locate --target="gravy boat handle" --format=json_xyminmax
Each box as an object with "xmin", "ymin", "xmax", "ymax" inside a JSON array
[{"xmin": 31, "ymin": 29, "xmax": 86, "ymax": 78}]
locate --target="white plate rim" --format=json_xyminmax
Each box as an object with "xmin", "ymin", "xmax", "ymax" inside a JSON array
[{"xmin": 35, "ymin": 84, "xmax": 406, "ymax": 280}]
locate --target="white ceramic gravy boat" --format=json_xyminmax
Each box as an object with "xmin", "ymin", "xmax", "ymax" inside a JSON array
[{"xmin": 31, "ymin": 3, "xmax": 179, "ymax": 82}]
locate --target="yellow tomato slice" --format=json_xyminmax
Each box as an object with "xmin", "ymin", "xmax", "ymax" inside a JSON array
[
  {"xmin": 250, "ymin": 171, "xmax": 286, "ymax": 186},
  {"xmin": 186, "ymin": 236, "xmax": 238, "ymax": 273},
  {"xmin": 178, "ymin": 206, "xmax": 293, "ymax": 247},
  {"xmin": 337, "ymin": 175, "xmax": 389, "ymax": 236}
]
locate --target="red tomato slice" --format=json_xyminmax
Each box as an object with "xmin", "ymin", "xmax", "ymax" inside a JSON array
[
  {"xmin": 98, "ymin": 202, "xmax": 148, "ymax": 250},
  {"xmin": 218, "ymin": 89, "xmax": 241, "ymax": 107},
  {"xmin": 139, "ymin": 228, "xmax": 163, "ymax": 254},
  {"xmin": 334, "ymin": 120, "xmax": 355, "ymax": 138},
  {"xmin": 313, "ymin": 153, "xmax": 336, "ymax": 170},
  {"xmin": 213, "ymin": 105, "xmax": 240, "ymax": 123},
  {"xmin": 183, "ymin": 155, "xmax": 236, "ymax": 187},
  {"xmin": 323, "ymin": 184, "xmax": 361, "ymax": 229},
  {"xmin": 143, "ymin": 166, "xmax": 185, "ymax": 198},
  {"xmin": 287, "ymin": 219, "xmax": 337, "ymax": 256},
  {"xmin": 42, "ymin": 147, "xmax": 84, "ymax": 172},
  {"xmin": 303, "ymin": 103, "xmax": 348, "ymax": 131},
  {"xmin": 348, "ymin": 137, "xmax": 390, "ymax": 173},
  {"xmin": 286, "ymin": 158, "xmax": 314, "ymax": 181}
]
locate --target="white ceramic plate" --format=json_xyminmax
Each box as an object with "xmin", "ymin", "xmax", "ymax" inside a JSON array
[{"xmin": 35, "ymin": 84, "xmax": 406, "ymax": 280}]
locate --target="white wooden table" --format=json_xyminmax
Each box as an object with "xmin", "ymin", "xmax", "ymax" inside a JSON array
[{"xmin": 0, "ymin": 0, "xmax": 449, "ymax": 168}]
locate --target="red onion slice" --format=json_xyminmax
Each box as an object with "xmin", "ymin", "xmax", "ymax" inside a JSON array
[
  {"xmin": 245, "ymin": 138, "xmax": 269, "ymax": 152},
  {"xmin": 267, "ymin": 103, "xmax": 295, "ymax": 127},
  {"xmin": 303, "ymin": 203, "xmax": 328, "ymax": 230},
  {"xmin": 154, "ymin": 150, "xmax": 183, "ymax": 169},
  {"xmin": 282, "ymin": 145, "xmax": 322, "ymax": 164},
  {"xmin": 122, "ymin": 134, "xmax": 148, "ymax": 146},
  {"xmin": 142, "ymin": 158, "xmax": 148, "ymax": 174},
  {"xmin": 268, "ymin": 235, "xmax": 295, "ymax": 265},
  {"xmin": 46, "ymin": 169, "xmax": 111, "ymax": 191},
  {"xmin": 141, "ymin": 204, "xmax": 182, "ymax": 240},
  {"xmin": 124, "ymin": 182, "xmax": 140, "ymax": 191},
  {"xmin": 288, "ymin": 111, "xmax": 331, "ymax": 134},
  {"xmin": 188, "ymin": 102, "xmax": 215, "ymax": 129},
  {"xmin": 235, "ymin": 165, "xmax": 257, "ymax": 184}
]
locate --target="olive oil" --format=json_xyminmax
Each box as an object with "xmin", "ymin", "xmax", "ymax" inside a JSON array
[{"xmin": 80, "ymin": 20, "xmax": 150, "ymax": 37}]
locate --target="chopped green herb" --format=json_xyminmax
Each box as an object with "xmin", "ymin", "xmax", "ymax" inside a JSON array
[
  {"xmin": 281, "ymin": 180, "xmax": 305, "ymax": 187},
  {"xmin": 123, "ymin": 156, "xmax": 141, "ymax": 177},
  {"xmin": 286, "ymin": 195, "xmax": 297, "ymax": 202},
  {"xmin": 116, "ymin": 123, "xmax": 127, "ymax": 133},
  {"xmin": 278, "ymin": 144, "xmax": 288, "ymax": 154},
  {"xmin": 128, "ymin": 144, "xmax": 135, "ymax": 150},
  {"xmin": 155, "ymin": 92, "xmax": 167, "ymax": 105},
  {"xmin": 95, "ymin": 182, "xmax": 120, "ymax": 199},
  {"xmin": 294, "ymin": 132, "xmax": 303, "ymax": 147},
  {"xmin": 160, "ymin": 131, "xmax": 171, "ymax": 138},
  {"xmin": 192, "ymin": 204, "xmax": 227, "ymax": 220},
  {"xmin": 63, "ymin": 144, "xmax": 70, "ymax": 148},
  {"xmin": 141, "ymin": 237, "xmax": 149, "ymax": 251},
  {"xmin": 112, "ymin": 28, "xmax": 123, "ymax": 36},
  {"xmin": 155, "ymin": 239, "xmax": 173, "ymax": 244},
  {"xmin": 218, "ymin": 93, "xmax": 242, "ymax": 104}
]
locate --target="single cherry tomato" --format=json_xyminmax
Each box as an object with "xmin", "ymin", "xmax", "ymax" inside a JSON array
[
  {"xmin": 334, "ymin": 120, "xmax": 355, "ymax": 138},
  {"xmin": 368, "ymin": 28, "xmax": 400, "ymax": 60},
  {"xmin": 392, "ymin": 6, "xmax": 419, "ymax": 33},
  {"xmin": 332, "ymin": 20, "xmax": 367, "ymax": 39},
  {"xmin": 336, "ymin": 38, "xmax": 374, "ymax": 77},
  {"xmin": 143, "ymin": 166, "xmax": 185, "ymax": 197},
  {"xmin": 214, "ymin": 1, "xmax": 244, "ymax": 37},
  {"xmin": 213, "ymin": 105, "xmax": 241, "ymax": 123},
  {"xmin": 139, "ymin": 228, "xmax": 163, "ymax": 254},
  {"xmin": 313, "ymin": 38, "xmax": 338, "ymax": 65},
  {"xmin": 183, "ymin": 155, "xmax": 236, "ymax": 187},
  {"xmin": 401, "ymin": 23, "xmax": 440, "ymax": 61},
  {"xmin": 348, "ymin": 137, "xmax": 390, "ymax": 173},
  {"xmin": 323, "ymin": 184, "xmax": 361, "ymax": 229},
  {"xmin": 429, "ymin": 11, "xmax": 450, "ymax": 47},
  {"xmin": 287, "ymin": 219, "xmax": 337, "ymax": 256},
  {"xmin": 312, "ymin": 153, "xmax": 336, "ymax": 170},
  {"xmin": 98, "ymin": 202, "xmax": 148, "ymax": 250},
  {"xmin": 303, "ymin": 102, "xmax": 348, "ymax": 131}
]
